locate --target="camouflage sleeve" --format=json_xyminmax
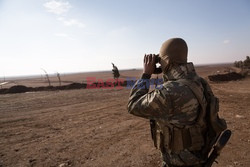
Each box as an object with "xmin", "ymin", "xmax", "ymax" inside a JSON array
[{"xmin": 127, "ymin": 74, "xmax": 171, "ymax": 120}]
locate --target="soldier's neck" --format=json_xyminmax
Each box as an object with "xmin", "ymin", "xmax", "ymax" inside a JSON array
[{"xmin": 163, "ymin": 62, "xmax": 197, "ymax": 81}]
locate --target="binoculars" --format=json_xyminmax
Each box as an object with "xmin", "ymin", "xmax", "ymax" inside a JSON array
[
  {"xmin": 150, "ymin": 54, "xmax": 162, "ymax": 74},
  {"xmin": 154, "ymin": 54, "xmax": 161, "ymax": 64}
]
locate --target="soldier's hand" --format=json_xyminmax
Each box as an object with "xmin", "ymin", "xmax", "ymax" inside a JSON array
[{"xmin": 143, "ymin": 54, "xmax": 156, "ymax": 75}]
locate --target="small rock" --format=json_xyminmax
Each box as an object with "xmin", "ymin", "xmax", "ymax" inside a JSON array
[
  {"xmin": 233, "ymin": 161, "xmax": 239, "ymax": 165},
  {"xmin": 59, "ymin": 163, "xmax": 66, "ymax": 167},
  {"xmin": 29, "ymin": 159, "xmax": 36, "ymax": 163},
  {"xmin": 235, "ymin": 114, "xmax": 244, "ymax": 118}
]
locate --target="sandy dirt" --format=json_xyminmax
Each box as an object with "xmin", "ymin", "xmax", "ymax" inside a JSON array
[{"xmin": 0, "ymin": 65, "xmax": 249, "ymax": 167}]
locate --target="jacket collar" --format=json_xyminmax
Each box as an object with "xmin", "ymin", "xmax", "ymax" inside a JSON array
[{"xmin": 163, "ymin": 62, "xmax": 197, "ymax": 81}]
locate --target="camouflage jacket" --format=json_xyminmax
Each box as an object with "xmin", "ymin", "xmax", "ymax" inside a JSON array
[
  {"xmin": 128, "ymin": 62, "xmax": 202, "ymax": 124},
  {"xmin": 127, "ymin": 62, "xmax": 207, "ymax": 166}
]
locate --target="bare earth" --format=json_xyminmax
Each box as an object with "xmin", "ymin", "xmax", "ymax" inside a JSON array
[{"xmin": 0, "ymin": 64, "xmax": 249, "ymax": 167}]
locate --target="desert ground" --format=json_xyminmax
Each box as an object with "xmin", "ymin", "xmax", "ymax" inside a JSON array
[{"xmin": 0, "ymin": 64, "xmax": 249, "ymax": 167}]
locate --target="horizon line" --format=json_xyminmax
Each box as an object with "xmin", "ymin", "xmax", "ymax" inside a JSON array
[{"xmin": 1, "ymin": 62, "xmax": 233, "ymax": 79}]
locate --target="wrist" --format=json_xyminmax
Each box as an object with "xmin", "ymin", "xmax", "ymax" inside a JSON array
[{"xmin": 141, "ymin": 73, "xmax": 151, "ymax": 79}]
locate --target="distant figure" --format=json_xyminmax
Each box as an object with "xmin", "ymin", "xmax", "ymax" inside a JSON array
[{"xmin": 111, "ymin": 63, "xmax": 120, "ymax": 79}]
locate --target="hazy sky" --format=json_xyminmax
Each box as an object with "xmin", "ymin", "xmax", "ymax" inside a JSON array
[{"xmin": 0, "ymin": 0, "xmax": 249, "ymax": 77}]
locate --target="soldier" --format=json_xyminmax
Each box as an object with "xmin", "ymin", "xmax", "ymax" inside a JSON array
[
  {"xmin": 111, "ymin": 63, "xmax": 120, "ymax": 79},
  {"xmin": 128, "ymin": 38, "xmax": 209, "ymax": 167}
]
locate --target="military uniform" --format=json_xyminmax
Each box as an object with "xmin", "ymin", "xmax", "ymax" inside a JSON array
[
  {"xmin": 128, "ymin": 63, "xmax": 207, "ymax": 167},
  {"xmin": 112, "ymin": 63, "xmax": 120, "ymax": 79}
]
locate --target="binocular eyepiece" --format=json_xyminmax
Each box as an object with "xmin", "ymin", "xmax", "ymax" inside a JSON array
[{"xmin": 154, "ymin": 54, "xmax": 161, "ymax": 64}]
